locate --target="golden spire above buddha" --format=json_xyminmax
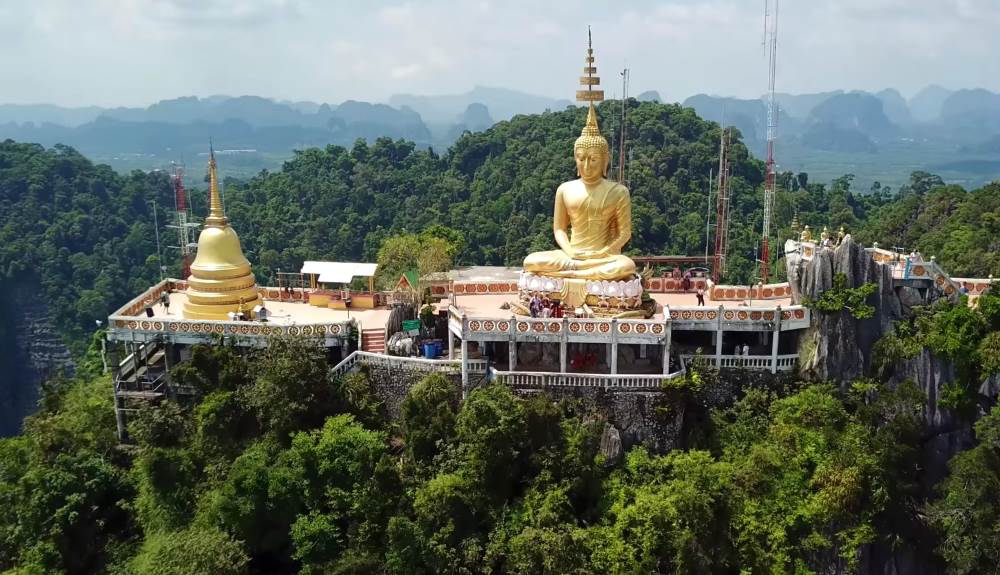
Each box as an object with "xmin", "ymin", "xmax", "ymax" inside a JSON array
[
  {"xmin": 182, "ymin": 145, "xmax": 261, "ymax": 320},
  {"xmin": 522, "ymin": 29, "xmax": 636, "ymax": 286}
]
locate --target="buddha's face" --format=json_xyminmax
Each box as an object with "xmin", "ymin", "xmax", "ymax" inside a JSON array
[{"xmin": 575, "ymin": 146, "xmax": 608, "ymax": 184}]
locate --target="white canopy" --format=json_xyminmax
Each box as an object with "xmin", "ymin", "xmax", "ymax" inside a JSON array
[{"xmin": 300, "ymin": 261, "xmax": 378, "ymax": 284}]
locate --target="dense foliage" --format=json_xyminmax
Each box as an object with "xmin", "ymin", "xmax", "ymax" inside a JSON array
[{"xmin": 0, "ymin": 336, "xmax": 952, "ymax": 575}]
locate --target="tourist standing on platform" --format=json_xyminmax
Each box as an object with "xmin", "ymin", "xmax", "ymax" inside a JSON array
[
  {"xmin": 682, "ymin": 272, "xmax": 691, "ymax": 292},
  {"xmin": 696, "ymin": 286, "xmax": 705, "ymax": 306},
  {"xmin": 529, "ymin": 294, "xmax": 542, "ymax": 317},
  {"xmin": 742, "ymin": 343, "xmax": 749, "ymax": 356},
  {"xmin": 160, "ymin": 289, "xmax": 171, "ymax": 314}
]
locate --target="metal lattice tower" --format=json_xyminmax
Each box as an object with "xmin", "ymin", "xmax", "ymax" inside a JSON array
[
  {"xmin": 166, "ymin": 165, "xmax": 200, "ymax": 278},
  {"xmin": 712, "ymin": 127, "xmax": 731, "ymax": 284}
]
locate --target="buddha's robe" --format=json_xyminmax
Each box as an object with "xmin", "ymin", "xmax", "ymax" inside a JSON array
[{"xmin": 523, "ymin": 177, "xmax": 636, "ymax": 280}]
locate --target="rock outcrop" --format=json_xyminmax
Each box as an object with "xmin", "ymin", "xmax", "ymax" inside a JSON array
[{"xmin": 793, "ymin": 237, "xmax": 902, "ymax": 381}]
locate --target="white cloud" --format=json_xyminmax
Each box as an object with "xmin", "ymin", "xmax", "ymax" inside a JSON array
[{"xmin": 0, "ymin": 0, "xmax": 998, "ymax": 106}]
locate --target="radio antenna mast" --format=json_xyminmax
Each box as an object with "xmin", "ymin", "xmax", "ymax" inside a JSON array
[{"xmin": 761, "ymin": 0, "xmax": 779, "ymax": 283}]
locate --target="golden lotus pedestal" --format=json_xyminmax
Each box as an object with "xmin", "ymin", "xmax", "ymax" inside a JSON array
[{"xmin": 511, "ymin": 272, "xmax": 654, "ymax": 319}]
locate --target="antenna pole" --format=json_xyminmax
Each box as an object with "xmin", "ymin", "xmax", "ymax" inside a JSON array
[
  {"xmin": 151, "ymin": 200, "xmax": 164, "ymax": 282},
  {"xmin": 618, "ymin": 67, "xmax": 629, "ymax": 184},
  {"xmin": 761, "ymin": 0, "xmax": 779, "ymax": 283},
  {"xmin": 705, "ymin": 168, "xmax": 713, "ymax": 264}
]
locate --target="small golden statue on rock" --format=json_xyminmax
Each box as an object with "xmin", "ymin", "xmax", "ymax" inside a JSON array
[{"xmin": 516, "ymin": 29, "xmax": 648, "ymax": 317}]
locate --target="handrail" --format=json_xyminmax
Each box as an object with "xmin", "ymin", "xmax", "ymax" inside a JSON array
[
  {"xmin": 490, "ymin": 367, "xmax": 686, "ymax": 390},
  {"xmin": 331, "ymin": 351, "xmax": 488, "ymax": 378},
  {"xmin": 680, "ymin": 353, "xmax": 798, "ymax": 372}
]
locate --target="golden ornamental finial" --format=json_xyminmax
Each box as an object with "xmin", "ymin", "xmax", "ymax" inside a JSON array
[
  {"xmin": 205, "ymin": 142, "xmax": 228, "ymax": 227},
  {"xmin": 574, "ymin": 28, "xmax": 608, "ymax": 154}
]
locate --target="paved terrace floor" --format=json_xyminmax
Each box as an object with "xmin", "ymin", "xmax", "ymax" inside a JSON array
[
  {"xmin": 148, "ymin": 292, "xmax": 394, "ymax": 331},
  {"xmin": 446, "ymin": 292, "xmax": 793, "ymax": 319}
]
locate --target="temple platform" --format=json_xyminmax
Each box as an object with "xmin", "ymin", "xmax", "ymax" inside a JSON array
[{"xmin": 106, "ymin": 278, "xmax": 389, "ymax": 347}]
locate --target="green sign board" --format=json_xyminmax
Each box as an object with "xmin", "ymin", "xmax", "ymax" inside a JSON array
[{"xmin": 402, "ymin": 320, "xmax": 421, "ymax": 332}]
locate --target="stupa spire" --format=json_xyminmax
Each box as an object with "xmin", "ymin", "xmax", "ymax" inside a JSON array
[
  {"xmin": 205, "ymin": 142, "xmax": 228, "ymax": 227},
  {"xmin": 574, "ymin": 28, "xmax": 608, "ymax": 153}
]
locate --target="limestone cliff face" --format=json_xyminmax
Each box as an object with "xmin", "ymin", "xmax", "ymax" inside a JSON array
[
  {"xmin": 791, "ymin": 237, "xmax": 902, "ymax": 381},
  {"xmin": 0, "ymin": 282, "xmax": 75, "ymax": 436}
]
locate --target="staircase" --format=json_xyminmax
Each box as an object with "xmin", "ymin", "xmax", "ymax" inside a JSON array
[{"xmin": 361, "ymin": 328, "xmax": 386, "ymax": 353}]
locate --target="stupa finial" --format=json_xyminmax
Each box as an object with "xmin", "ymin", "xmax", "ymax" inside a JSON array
[
  {"xmin": 575, "ymin": 28, "xmax": 608, "ymax": 153},
  {"xmin": 205, "ymin": 141, "xmax": 228, "ymax": 227}
]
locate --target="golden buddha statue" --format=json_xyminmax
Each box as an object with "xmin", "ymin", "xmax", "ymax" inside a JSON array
[
  {"xmin": 183, "ymin": 147, "xmax": 261, "ymax": 320},
  {"xmin": 523, "ymin": 33, "xmax": 636, "ymax": 284},
  {"xmin": 523, "ymin": 107, "xmax": 635, "ymax": 280}
]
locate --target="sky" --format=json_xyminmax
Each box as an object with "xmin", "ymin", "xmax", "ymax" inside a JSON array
[{"xmin": 1, "ymin": 0, "xmax": 999, "ymax": 108}]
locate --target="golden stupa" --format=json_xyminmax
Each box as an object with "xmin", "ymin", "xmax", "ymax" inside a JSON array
[{"xmin": 182, "ymin": 147, "xmax": 261, "ymax": 320}]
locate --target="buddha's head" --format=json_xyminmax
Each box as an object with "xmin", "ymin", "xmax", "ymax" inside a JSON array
[{"xmin": 574, "ymin": 104, "xmax": 609, "ymax": 184}]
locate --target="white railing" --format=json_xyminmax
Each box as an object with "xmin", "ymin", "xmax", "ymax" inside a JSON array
[
  {"xmin": 490, "ymin": 367, "xmax": 686, "ymax": 390},
  {"xmin": 680, "ymin": 353, "xmax": 798, "ymax": 372},
  {"xmin": 331, "ymin": 351, "xmax": 488, "ymax": 378}
]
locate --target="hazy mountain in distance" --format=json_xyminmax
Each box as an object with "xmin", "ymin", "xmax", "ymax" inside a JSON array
[
  {"xmin": 389, "ymin": 86, "xmax": 571, "ymax": 124},
  {"xmin": 441, "ymin": 103, "xmax": 495, "ymax": 144},
  {"xmin": 795, "ymin": 92, "xmax": 894, "ymax": 153},
  {"xmin": 457, "ymin": 103, "xmax": 493, "ymax": 132},
  {"xmin": 773, "ymin": 90, "xmax": 843, "ymax": 119},
  {"xmin": 101, "ymin": 95, "xmax": 323, "ymax": 128},
  {"xmin": 0, "ymin": 104, "xmax": 104, "ymax": 127},
  {"xmin": 875, "ymin": 88, "xmax": 913, "ymax": 126},
  {"xmin": 636, "ymin": 90, "xmax": 663, "ymax": 103},
  {"xmin": 937, "ymin": 88, "xmax": 1000, "ymax": 140},
  {"xmin": 909, "ymin": 85, "xmax": 954, "ymax": 122},
  {"xmin": 328, "ymin": 101, "xmax": 431, "ymax": 143},
  {"xmin": 280, "ymin": 100, "xmax": 325, "ymax": 114},
  {"xmin": 808, "ymin": 92, "xmax": 895, "ymax": 137},
  {"xmin": 683, "ymin": 94, "xmax": 802, "ymax": 154}
]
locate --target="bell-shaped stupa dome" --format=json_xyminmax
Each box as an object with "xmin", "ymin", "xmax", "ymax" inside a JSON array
[{"xmin": 182, "ymin": 147, "xmax": 261, "ymax": 320}]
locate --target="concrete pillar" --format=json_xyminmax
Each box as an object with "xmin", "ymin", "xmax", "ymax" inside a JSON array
[
  {"xmin": 610, "ymin": 319, "xmax": 619, "ymax": 374},
  {"xmin": 560, "ymin": 318, "xmax": 568, "ymax": 373},
  {"xmin": 448, "ymin": 331, "xmax": 455, "ymax": 359},
  {"xmin": 460, "ymin": 338, "xmax": 469, "ymax": 397},
  {"xmin": 662, "ymin": 320, "xmax": 672, "ymax": 374},
  {"xmin": 771, "ymin": 305, "xmax": 782, "ymax": 374},
  {"xmin": 508, "ymin": 316, "xmax": 517, "ymax": 370},
  {"xmin": 715, "ymin": 305, "xmax": 724, "ymax": 368}
]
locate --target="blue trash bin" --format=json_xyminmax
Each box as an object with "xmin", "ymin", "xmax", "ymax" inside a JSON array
[{"xmin": 422, "ymin": 342, "xmax": 437, "ymax": 358}]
